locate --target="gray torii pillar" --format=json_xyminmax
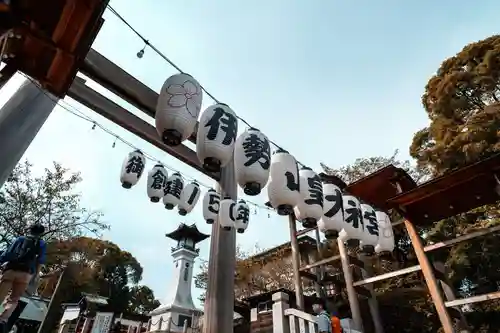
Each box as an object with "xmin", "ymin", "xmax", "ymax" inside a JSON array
[
  {"xmin": 204, "ymin": 160, "xmax": 237, "ymax": 333},
  {"xmin": 0, "ymin": 79, "xmax": 58, "ymax": 188}
]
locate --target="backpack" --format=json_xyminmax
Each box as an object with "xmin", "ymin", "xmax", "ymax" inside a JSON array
[
  {"xmin": 331, "ymin": 316, "xmax": 343, "ymax": 333},
  {"xmin": 5, "ymin": 236, "xmax": 41, "ymax": 272}
]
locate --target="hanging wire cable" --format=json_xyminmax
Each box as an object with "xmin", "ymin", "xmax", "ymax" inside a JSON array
[
  {"xmin": 19, "ymin": 74, "xmax": 272, "ymax": 214},
  {"xmin": 106, "ymin": 5, "xmax": 304, "ymax": 165}
]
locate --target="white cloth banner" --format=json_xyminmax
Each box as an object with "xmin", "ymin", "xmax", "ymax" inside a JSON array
[{"xmin": 90, "ymin": 312, "xmax": 114, "ymax": 333}]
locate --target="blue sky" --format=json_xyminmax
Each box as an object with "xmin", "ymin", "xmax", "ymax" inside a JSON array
[{"xmin": 1, "ymin": 0, "xmax": 499, "ymax": 307}]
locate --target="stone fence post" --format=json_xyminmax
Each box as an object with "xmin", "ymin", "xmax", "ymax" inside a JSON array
[{"xmin": 272, "ymin": 292, "xmax": 290, "ymax": 333}]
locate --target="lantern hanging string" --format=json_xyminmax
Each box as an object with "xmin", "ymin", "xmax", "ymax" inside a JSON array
[
  {"xmin": 106, "ymin": 5, "xmax": 306, "ymax": 168},
  {"xmin": 21, "ymin": 74, "xmax": 273, "ymax": 214}
]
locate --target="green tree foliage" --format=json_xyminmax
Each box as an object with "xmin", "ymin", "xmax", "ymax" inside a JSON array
[
  {"xmin": 41, "ymin": 237, "xmax": 160, "ymax": 315},
  {"xmin": 0, "ymin": 160, "xmax": 108, "ymax": 247},
  {"xmin": 410, "ymin": 35, "xmax": 500, "ymax": 331}
]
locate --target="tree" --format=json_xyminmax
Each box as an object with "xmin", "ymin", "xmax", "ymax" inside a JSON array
[
  {"xmin": 40, "ymin": 237, "xmax": 160, "ymax": 315},
  {"xmin": 0, "ymin": 160, "xmax": 108, "ymax": 247},
  {"xmin": 410, "ymin": 35, "xmax": 500, "ymax": 331}
]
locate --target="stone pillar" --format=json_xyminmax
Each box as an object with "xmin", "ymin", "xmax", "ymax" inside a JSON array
[
  {"xmin": 0, "ymin": 79, "xmax": 57, "ymax": 187},
  {"xmin": 272, "ymin": 292, "xmax": 290, "ymax": 333}
]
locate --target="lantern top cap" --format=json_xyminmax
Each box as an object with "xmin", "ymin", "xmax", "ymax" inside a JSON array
[
  {"xmin": 133, "ymin": 149, "xmax": 143, "ymax": 154},
  {"xmin": 273, "ymin": 148, "xmax": 289, "ymax": 154},
  {"xmin": 165, "ymin": 223, "xmax": 210, "ymax": 243},
  {"xmin": 217, "ymin": 102, "xmax": 229, "ymax": 107},
  {"xmin": 154, "ymin": 163, "xmax": 164, "ymax": 167},
  {"xmin": 238, "ymin": 199, "xmax": 246, "ymax": 203},
  {"xmin": 223, "ymin": 195, "xmax": 232, "ymax": 199},
  {"xmin": 300, "ymin": 166, "xmax": 312, "ymax": 171},
  {"xmin": 248, "ymin": 127, "xmax": 260, "ymax": 132},
  {"xmin": 207, "ymin": 188, "xmax": 216, "ymax": 192},
  {"xmin": 172, "ymin": 172, "xmax": 182, "ymax": 176},
  {"xmin": 318, "ymin": 172, "xmax": 347, "ymax": 189}
]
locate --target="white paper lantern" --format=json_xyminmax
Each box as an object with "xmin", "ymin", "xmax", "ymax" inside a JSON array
[
  {"xmin": 146, "ymin": 164, "xmax": 168, "ymax": 203},
  {"xmin": 359, "ymin": 204, "xmax": 379, "ymax": 254},
  {"xmin": 120, "ymin": 150, "xmax": 146, "ymax": 189},
  {"xmin": 338, "ymin": 195, "xmax": 365, "ymax": 245},
  {"xmin": 267, "ymin": 149, "xmax": 301, "ymax": 216},
  {"xmin": 202, "ymin": 188, "xmax": 220, "ymax": 224},
  {"xmin": 294, "ymin": 167, "xmax": 323, "ymax": 228},
  {"xmin": 219, "ymin": 196, "xmax": 236, "ymax": 231},
  {"xmin": 196, "ymin": 103, "xmax": 238, "ymax": 173},
  {"xmin": 163, "ymin": 172, "xmax": 184, "ymax": 210},
  {"xmin": 234, "ymin": 127, "xmax": 271, "ymax": 196},
  {"xmin": 375, "ymin": 210, "xmax": 395, "ymax": 254},
  {"xmin": 178, "ymin": 182, "xmax": 201, "ymax": 216},
  {"xmin": 155, "ymin": 73, "xmax": 203, "ymax": 146},
  {"xmin": 320, "ymin": 182, "xmax": 345, "ymax": 239},
  {"xmin": 233, "ymin": 200, "xmax": 250, "ymax": 233}
]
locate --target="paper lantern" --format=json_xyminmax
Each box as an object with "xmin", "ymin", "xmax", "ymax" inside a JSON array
[
  {"xmin": 375, "ymin": 210, "xmax": 395, "ymax": 254},
  {"xmin": 155, "ymin": 73, "xmax": 203, "ymax": 146},
  {"xmin": 178, "ymin": 182, "xmax": 201, "ymax": 216},
  {"xmin": 320, "ymin": 182, "xmax": 345, "ymax": 239},
  {"xmin": 234, "ymin": 127, "xmax": 271, "ymax": 196},
  {"xmin": 146, "ymin": 164, "xmax": 168, "ymax": 203},
  {"xmin": 233, "ymin": 200, "xmax": 250, "ymax": 233},
  {"xmin": 202, "ymin": 188, "xmax": 220, "ymax": 224},
  {"xmin": 338, "ymin": 195, "xmax": 364, "ymax": 245},
  {"xmin": 120, "ymin": 150, "xmax": 146, "ymax": 189},
  {"xmin": 267, "ymin": 149, "xmax": 301, "ymax": 215},
  {"xmin": 196, "ymin": 103, "xmax": 238, "ymax": 173},
  {"xmin": 359, "ymin": 204, "xmax": 379, "ymax": 254},
  {"xmin": 293, "ymin": 167, "xmax": 323, "ymax": 228},
  {"xmin": 163, "ymin": 172, "xmax": 184, "ymax": 210},
  {"xmin": 219, "ymin": 196, "xmax": 236, "ymax": 231}
]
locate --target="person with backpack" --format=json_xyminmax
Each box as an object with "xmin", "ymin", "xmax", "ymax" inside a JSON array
[{"xmin": 0, "ymin": 223, "xmax": 46, "ymax": 326}]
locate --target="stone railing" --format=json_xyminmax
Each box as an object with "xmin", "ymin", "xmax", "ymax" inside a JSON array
[{"xmin": 272, "ymin": 292, "xmax": 363, "ymax": 333}]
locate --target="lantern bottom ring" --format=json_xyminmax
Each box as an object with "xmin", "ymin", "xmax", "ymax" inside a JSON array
[
  {"xmin": 378, "ymin": 252, "xmax": 393, "ymax": 261},
  {"xmin": 361, "ymin": 245, "xmax": 375, "ymax": 255},
  {"xmin": 206, "ymin": 219, "xmax": 214, "ymax": 224},
  {"xmin": 345, "ymin": 239, "xmax": 360, "ymax": 248},
  {"xmin": 324, "ymin": 230, "xmax": 339, "ymax": 239},
  {"xmin": 161, "ymin": 129, "xmax": 182, "ymax": 146},
  {"xmin": 277, "ymin": 204, "xmax": 293, "ymax": 216},
  {"xmin": 301, "ymin": 218, "xmax": 317, "ymax": 228},
  {"xmin": 237, "ymin": 228, "xmax": 245, "ymax": 234},
  {"xmin": 202, "ymin": 157, "xmax": 221, "ymax": 173},
  {"xmin": 165, "ymin": 203, "xmax": 175, "ymax": 210},
  {"xmin": 150, "ymin": 197, "xmax": 160, "ymax": 203},
  {"xmin": 179, "ymin": 209, "xmax": 187, "ymax": 216},
  {"xmin": 222, "ymin": 226, "xmax": 232, "ymax": 231},
  {"xmin": 243, "ymin": 182, "xmax": 261, "ymax": 196},
  {"xmin": 121, "ymin": 182, "xmax": 132, "ymax": 189}
]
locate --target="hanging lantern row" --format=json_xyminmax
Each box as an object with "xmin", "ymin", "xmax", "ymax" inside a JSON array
[
  {"xmin": 202, "ymin": 190, "xmax": 250, "ymax": 234},
  {"xmin": 155, "ymin": 73, "xmax": 271, "ymax": 196},
  {"xmin": 119, "ymin": 151, "xmax": 251, "ymax": 233}
]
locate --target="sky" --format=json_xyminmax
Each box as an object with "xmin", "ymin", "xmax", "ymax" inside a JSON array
[{"xmin": 1, "ymin": 0, "xmax": 500, "ymax": 307}]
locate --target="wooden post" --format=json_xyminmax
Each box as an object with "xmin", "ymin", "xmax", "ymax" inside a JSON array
[
  {"xmin": 272, "ymin": 292, "xmax": 290, "ymax": 333},
  {"xmin": 404, "ymin": 220, "xmax": 454, "ymax": 333},
  {"xmin": 359, "ymin": 254, "xmax": 384, "ymax": 333},
  {"xmin": 289, "ymin": 214, "xmax": 304, "ymax": 310},
  {"xmin": 337, "ymin": 239, "xmax": 363, "ymax": 331},
  {"xmin": 313, "ymin": 228, "xmax": 325, "ymax": 295},
  {"xmin": 37, "ymin": 266, "xmax": 69, "ymax": 333},
  {"xmin": 204, "ymin": 162, "xmax": 237, "ymax": 333}
]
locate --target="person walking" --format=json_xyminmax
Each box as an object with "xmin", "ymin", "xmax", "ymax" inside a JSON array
[{"xmin": 0, "ymin": 223, "xmax": 46, "ymax": 328}]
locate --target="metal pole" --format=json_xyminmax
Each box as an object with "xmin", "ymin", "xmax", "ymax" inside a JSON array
[
  {"xmin": 337, "ymin": 239, "xmax": 363, "ymax": 331},
  {"xmin": 0, "ymin": 79, "xmax": 57, "ymax": 188},
  {"xmin": 359, "ymin": 254, "xmax": 384, "ymax": 333},
  {"xmin": 404, "ymin": 220, "xmax": 454, "ymax": 333},
  {"xmin": 0, "ymin": 64, "xmax": 16, "ymax": 90},
  {"xmin": 288, "ymin": 214, "xmax": 304, "ymax": 310},
  {"xmin": 203, "ymin": 161, "xmax": 237, "ymax": 333}
]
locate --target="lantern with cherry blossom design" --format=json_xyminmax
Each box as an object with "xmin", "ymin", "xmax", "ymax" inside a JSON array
[
  {"xmin": 156, "ymin": 73, "xmax": 203, "ymax": 146},
  {"xmin": 218, "ymin": 196, "xmax": 236, "ymax": 231},
  {"xmin": 202, "ymin": 188, "xmax": 220, "ymax": 224},
  {"xmin": 233, "ymin": 200, "xmax": 250, "ymax": 233},
  {"xmin": 147, "ymin": 164, "xmax": 168, "ymax": 202},
  {"xmin": 178, "ymin": 181, "xmax": 201, "ymax": 216},
  {"xmin": 163, "ymin": 172, "xmax": 184, "ymax": 210},
  {"xmin": 196, "ymin": 103, "xmax": 238, "ymax": 173},
  {"xmin": 120, "ymin": 150, "xmax": 146, "ymax": 189},
  {"xmin": 294, "ymin": 167, "xmax": 323, "ymax": 228},
  {"xmin": 359, "ymin": 203, "xmax": 379, "ymax": 254},
  {"xmin": 234, "ymin": 128, "xmax": 271, "ymax": 195},
  {"xmin": 267, "ymin": 149, "xmax": 301, "ymax": 215}
]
